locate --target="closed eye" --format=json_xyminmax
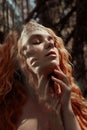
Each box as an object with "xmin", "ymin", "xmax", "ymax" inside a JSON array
[{"xmin": 32, "ymin": 40, "xmax": 42, "ymax": 45}]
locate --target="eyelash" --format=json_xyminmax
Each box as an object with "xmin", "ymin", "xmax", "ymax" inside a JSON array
[
  {"xmin": 32, "ymin": 41, "xmax": 41, "ymax": 45},
  {"xmin": 32, "ymin": 37, "xmax": 55, "ymax": 46}
]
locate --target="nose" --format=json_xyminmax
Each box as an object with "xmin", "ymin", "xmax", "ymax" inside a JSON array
[{"xmin": 45, "ymin": 37, "xmax": 55, "ymax": 49}]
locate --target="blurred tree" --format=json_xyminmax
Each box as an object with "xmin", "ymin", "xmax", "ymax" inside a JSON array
[
  {"xmin": 34, "ymin": 0, "xmax": 76, "ymax": 43},
  {"xmin": 72, "ymin": 0, "xmax": 87, "ymax": 96}
]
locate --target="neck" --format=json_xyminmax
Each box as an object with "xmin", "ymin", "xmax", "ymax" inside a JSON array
[
  {"xmin": 26, "ymin": 69, "xmax": 55, "ymax": 105},
  {"xmin": 36, "ymin": 72, "xmax": 54, "ymax": 104}
]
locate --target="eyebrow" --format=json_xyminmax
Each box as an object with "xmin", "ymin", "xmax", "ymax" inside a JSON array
[{"xmin": 29, "ymin": 34, "xmax": 43, "ymax": 42}]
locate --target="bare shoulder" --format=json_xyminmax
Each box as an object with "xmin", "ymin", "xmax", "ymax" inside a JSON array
[{"xmin": 17, "ymin": 97, "xmax": 48, "ymax": 130}]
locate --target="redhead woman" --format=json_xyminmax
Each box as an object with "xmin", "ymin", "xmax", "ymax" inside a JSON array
[{"xmin": 0, "ymin": 21, "xmax": 87, "ymax": 130}]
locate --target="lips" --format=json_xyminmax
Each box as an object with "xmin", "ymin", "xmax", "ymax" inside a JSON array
[{"xmin": 45, "ymin": 50, "xmax": 56, "ymax": 57}]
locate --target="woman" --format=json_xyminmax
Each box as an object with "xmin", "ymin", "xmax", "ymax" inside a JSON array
[{"xmin": 0, "ymin": 20, "xmax": 87, "ymax": 130}]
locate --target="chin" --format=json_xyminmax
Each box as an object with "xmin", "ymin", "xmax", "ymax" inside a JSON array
[
  {"xmin": 49, "ymin": 62, "xmax": 58, "ymax": 71},
  {"xmin": 41, "ymin": 61, "xmax": 59, "ymax": 75}
]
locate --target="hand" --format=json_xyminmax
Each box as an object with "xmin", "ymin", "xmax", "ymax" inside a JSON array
[
  {"xmin": 37, "ymin": 74, "xmax": 60, "ymax": 111},
  {"xmin": 51, "ymin": 67, "xmax": 71, "ymax": 107}
]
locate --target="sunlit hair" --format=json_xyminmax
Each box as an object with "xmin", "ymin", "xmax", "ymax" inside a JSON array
[{"xmin": 0, "ymin": 22, "xmax": 87, "ymax": 130}]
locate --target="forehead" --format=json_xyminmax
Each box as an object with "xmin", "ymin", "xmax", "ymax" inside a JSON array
[
  {"xmin": 21, "ymin": 29, "xmax": 51, "ymax": 46},
  {"xmin": 29, "ymin": 29, "xmax": 51, "ymax": 38}
]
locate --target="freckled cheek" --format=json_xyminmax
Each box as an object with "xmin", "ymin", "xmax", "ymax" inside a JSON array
[
  {"xmin": 31, "ymin": 48, "xmax": 43, "ymax": 59},
  {"xmin": 26, "ymin": 51, "xmax": 43, "ymax": 67}
]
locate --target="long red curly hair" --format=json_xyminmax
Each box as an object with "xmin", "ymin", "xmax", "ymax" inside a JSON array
[
  {"xmin": 0, "ymin": 25, "xmax": 87, "ymax": 130},
  {"xmin": 0, "ymin": 34, "xmax": 27, "ymax": 130},
  {"xmin": 46, "ymin": 28, "xmax": 87, "ymax": 130}
]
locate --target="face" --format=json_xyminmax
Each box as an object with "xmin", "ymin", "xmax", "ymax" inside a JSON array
[{"xmin": 21, "ymin": 29, "xmax": 60, "ymax": 75}]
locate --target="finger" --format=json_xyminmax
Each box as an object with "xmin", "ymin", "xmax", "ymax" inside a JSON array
[
  {"xmin": 54, "ymin": 69, "xmax": 69, "ymax": 85},
  {"xmin": 57, "ymin": 66, "xmax": 62, "ymax": 71},
  {"xmin": 52, "ymin": 94, "xmax": 60, "ymax": 108},
  {"xmin": 54, "ymin": 81, "xmax": 61, "ymax": 94},
  {"xmin": 51, "ymin": 76, "xmax": 71, "ymax": 93}
]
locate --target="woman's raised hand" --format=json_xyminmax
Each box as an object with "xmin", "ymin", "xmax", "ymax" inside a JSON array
[{"xmin": 51, "ymin": 67, "xmax": 72, "ymax": 108}]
